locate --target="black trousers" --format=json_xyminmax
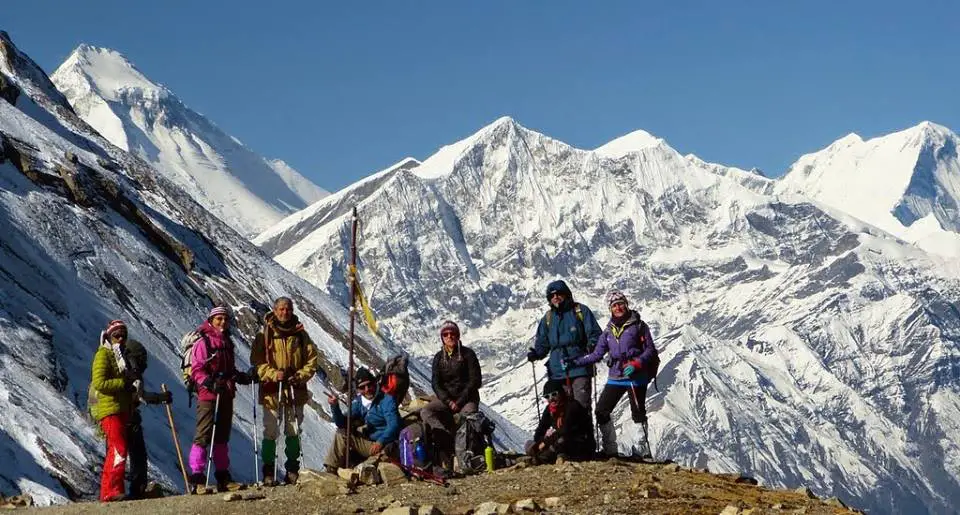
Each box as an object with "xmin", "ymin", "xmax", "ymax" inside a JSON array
[
  {"xmin": 595, "ymin": 383, "xmax": 646, "ymax": 426},
  {"xmin": 126, "ymin": 410, "xmax": 148, "ymax": 498}
]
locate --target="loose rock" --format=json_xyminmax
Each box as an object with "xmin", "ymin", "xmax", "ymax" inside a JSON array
[
  {"xmin": 544, "ymin": 497, "xmax": 562, "ymax": 508},
  {"xmin": 381, "ymin": 508, "xmax": 415, "ymax": 515},
  {"xmin": 222, "ymin": 492, "xmax": 243, "ymax": 501},
  {"xmin": 378, "ymin": 461, "xmax": 408, "ymax": 486},
  {"xmin": 243, "ymin": 492, "xmax": 266, "ymax": 500},
  {"xmin": 474, "ymin": 501, "xmax": 512, "ymax": 514},
  {"xmin": 514, "ymin": 499, "xmax": 540, "ymax": 512},
  {"xmin": 639, "ymin": 486, "xmax": 660, "ymax": 499},
  {"xmin": 795, "ymin": 486, "xmax": 817, "ymax": 499},
  {"xmin": 418, "ymin": 505, "xmax": 443, "ymax": 515},
  {"xmin": 719, "ymin": 506, "xmax": 741, "ymax": 515}
]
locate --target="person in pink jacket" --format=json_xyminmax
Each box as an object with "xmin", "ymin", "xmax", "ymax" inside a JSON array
[{"xmin": 187, "ymin": 306, "xmax": 253, "ymax": 492}]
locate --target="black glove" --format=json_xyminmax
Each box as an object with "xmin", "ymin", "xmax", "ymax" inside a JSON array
[
  {"xmin": 234, "ymin": 371, "xmax": 252, "ymax": 385},
  {"xmin": 561, "ymin": 357, "xmax": 577, "ymax": 371},
  {"xmin": 200, "ymin": 376, "xmax": 217, "ymax": 392},
  {"xmin": 142, "ymin": 391, "xmax": 173, "ymax": 405},
  {"xmin": 246, "ymin": 366, "xmax": 260, "ymax": 384},
  {"xmin": 286, "ymin": 369, "xmax": 301, "ymax": 385},
  {"xmin": 526, "ymin": 348, "xmax": 539, "ymax": 362}
]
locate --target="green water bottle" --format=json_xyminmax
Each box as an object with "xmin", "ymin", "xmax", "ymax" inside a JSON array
[{"xmin": 485, "ymin": 438, "xmax": 495, "ymax": 472}]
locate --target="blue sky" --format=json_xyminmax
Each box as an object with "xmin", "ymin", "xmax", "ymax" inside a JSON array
[{"xmin": 5, "ymin": 1, "xmax": 959, "ymax": 191}]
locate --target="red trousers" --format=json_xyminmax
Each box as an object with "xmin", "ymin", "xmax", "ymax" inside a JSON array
[{"xmin": 99, "ymin": 413, "xmax": 129, "ymax": 501}]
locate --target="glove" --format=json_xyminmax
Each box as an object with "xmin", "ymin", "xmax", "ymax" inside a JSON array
[
  {"xmin": 246, "ymin": 366, "xmax": 261, "ymax": 384},
  {"xmin": 142, "ymin": 391, "xmax": 173, "ymax": 405},
  {"xmin": 561, "ymin": 357, "xmax": 577, "ymax": 371},
  {"xmin": 623, "ymin": 360, "xmax": 641, "ymax": 378},
  {"xmin": 213, "ymin": 378, "xmax": 229, "ymax": 394},
  {"xmin": 233, "ymin": 371, "xmax": 252, "ymax": 385},
  {"xmin": 201, "ymin": 376, "xmax": 218, "ymax": 392},
  {"xmin": 526, "ymin": 348, "xmax": 539, "ymax": 362}
]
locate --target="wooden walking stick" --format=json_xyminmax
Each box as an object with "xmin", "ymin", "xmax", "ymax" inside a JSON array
[{"xmin": 161, "ymin": 384, "xmax": 190, "ymax": 493}]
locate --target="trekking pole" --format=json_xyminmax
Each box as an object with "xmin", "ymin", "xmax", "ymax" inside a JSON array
[
  {"xmin": 275, "ymin": 380, "xmax": 284, "ymax": 482},
  {"xmin": 160, "ymin": 384, "xmax": 190, "ymax": 493},
  {"xmin": 253, "ymin": 383, "xmax": 260, "ymax": 485},
  {"xmin": 204, "ymin": 392, "xmax": 221, "ymax": 490},
  {"xmin": 593, "ymin": 374, "xmax": 600, "ymax": 453},
  {"xmin": 530, "ymin": 361, "xmax": 541, "ymax": 425},
  {"xmin": 289, "ymin": 383, "xmax": 305, "ymax": 468}
]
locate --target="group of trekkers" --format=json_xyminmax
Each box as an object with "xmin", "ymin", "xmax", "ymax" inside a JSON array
[{"xmin": 87, "ymin": 280, "xmax": 659, "ymax": 502}]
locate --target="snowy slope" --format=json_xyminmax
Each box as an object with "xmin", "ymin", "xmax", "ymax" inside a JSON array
[
  {"xmin": 259, "ymin": 116, "xmax": 960, "ymax": 514},
  {"xmin": 0, "ymin": 33, "xmax": 521, "ymax": 505},
  {"xmin": 49, "ymin": 45, "xmax": 328, "ymax": 238},
  {"xmin": 777, "ymin": 122, "xmax": 960, "ymax": 256}
]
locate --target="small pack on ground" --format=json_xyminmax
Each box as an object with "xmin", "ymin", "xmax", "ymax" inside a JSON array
[
  {"xmin": 455, "ymin": 411, "xmax": 495, "ymax": 475},
  {"xmin": 380, "ymin": 354, "xmax": 410, "ymax": 404},
  {"xmin": 398, "ymin": 421, "xmax": 433, "ymax": 469}
]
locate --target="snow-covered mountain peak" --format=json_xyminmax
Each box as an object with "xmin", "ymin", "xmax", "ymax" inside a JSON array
[
  {"xmin": 412, "ymin": 116, "xmax": 528, "ymax": 180},
  {"xmin": 594, "ymin": 128, "xmax": 665, "ymax": 158},
  {"xmin": 54, "ymin": 44, "xmax": 164, "ymax": 103},
  {"xmin": 777, "ymin": 121, "xmax": 960, "ymax": 256},
  {"xmin": 50, "ymin": 44, "xmax": 328, "ymax": 237}
]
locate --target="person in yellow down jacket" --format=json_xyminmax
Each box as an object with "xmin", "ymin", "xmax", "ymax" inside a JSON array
[
  {"xmin": 250, "ymin": 297, "xmax": 318, "ymax": 486},
  {"xmin": 88, "ymin": 319, "xmax": 136, "ymax": 502}
]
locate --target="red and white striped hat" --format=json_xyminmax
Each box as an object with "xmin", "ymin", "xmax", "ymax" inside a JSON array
[{"xmin": 104, "ymin": 319, "xmax": 127, "ymax": 336}]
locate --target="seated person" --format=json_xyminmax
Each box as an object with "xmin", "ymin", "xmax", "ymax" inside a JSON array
[
  {"xmin": 324, "ymin": 367, "xmax": 401, "ymax": 470},
  {"xmin": 526, "ymin": 380, "xmax": 594, "ymax": 463},
  {"xmin": 420, "ymin": 320, "xmax": 482, "ymax": 471}
]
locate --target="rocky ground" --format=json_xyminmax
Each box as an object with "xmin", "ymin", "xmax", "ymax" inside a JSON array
[{"xmin": 21, "ymin": 459, "xmax": 861, "ymax": 515}]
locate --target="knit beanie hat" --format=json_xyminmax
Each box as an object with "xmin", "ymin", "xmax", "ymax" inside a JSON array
[
  {"xmin": 606, "ymin": 290, "xmax": 628, "ymax": 308},
  {"xmin": 440, "ymin": 320, "xmax": 460, "ymax": 339},
  {"xmin": 105, "ymin": 319, "xmax": 127, "ymax": 337},
  {"xmin": 208, "ymin": 306, "xmax": 229, "ymax": 320}
]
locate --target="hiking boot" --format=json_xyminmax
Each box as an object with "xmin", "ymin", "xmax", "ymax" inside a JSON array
[
  {"xmin": 188, "ymin": 473, "xmax": 207, "ymax": 495},
  {"xmin": 141, "ymin": 481, "xmax": 163, "ymax": 499},
  {"xmin": 102, "ymin": 493, "xmax": 126, "ymax": 502},
  {"xmin": 323, "ymin": 464, "xmax": 339, "ymax": 475},
  {"xmin": 262, "ymin": 463, "xmax": 277, "ymax": 487},
  {"xmin": 285, "ymin": 470, "xmax": 299, "ymax": 485},
  {"xmin": 215, "ymin": 471, "xmax": 246, "ymax": 492}
]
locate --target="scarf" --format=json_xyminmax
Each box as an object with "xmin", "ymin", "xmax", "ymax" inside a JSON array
[{"xmin": 100, "ymin": 331, "xmax": 128, "ymax": 374}]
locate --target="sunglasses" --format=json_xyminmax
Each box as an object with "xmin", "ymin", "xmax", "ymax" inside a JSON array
[
  {"xmin": 549, "ymin": 292, "xmax": 563, "ymax": 299},
  {"xmin": 441, "ymin": 331, "xmax": 457, "ymax": 338},
  {"xmin": 110, "ymin": 333, "xmax": 127, "ymax": 340},
  {"xmin": 610, "ymin": 301, "xmax": 627, "ymax": 309},
  {"xmin": 544, "ymin": 391, "xmax": 561, "ymax": 401}
]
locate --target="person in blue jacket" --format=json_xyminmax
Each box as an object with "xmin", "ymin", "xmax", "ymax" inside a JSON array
[
  {"xmin": 324, "ymin": 367, "xmax": 401, "ymax": 470},
  {"xmin": 526, "ymin": 279, "xmax": 602, "ymax": 411}
]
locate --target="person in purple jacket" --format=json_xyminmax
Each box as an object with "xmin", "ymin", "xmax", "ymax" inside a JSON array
[
  {"xmin": 562, "ymin": 290, "xmax": 659, "ymax": 459},
  {"xmin": 187, "ymin": 306, "xmax": 253, "ymax": 493}
]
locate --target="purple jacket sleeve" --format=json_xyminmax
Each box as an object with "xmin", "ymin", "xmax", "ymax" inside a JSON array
[
  {"xmin": 574, "ymin": 331, "xmax": 610, "ymax": 366},
  {"xmin": 190, "ymin": 337, "xmax": 211, "ymax": 387}
]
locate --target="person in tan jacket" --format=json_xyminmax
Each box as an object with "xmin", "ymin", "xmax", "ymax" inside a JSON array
[{"xmin": 250, "ymin": 297, "xmax": 319, "ymax": 485}]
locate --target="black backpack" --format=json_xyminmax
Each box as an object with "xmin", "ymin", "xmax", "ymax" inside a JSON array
[{"xmin": 455, "ymin": 411, "xmax": 496, "ymax": 474}]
